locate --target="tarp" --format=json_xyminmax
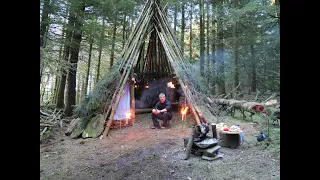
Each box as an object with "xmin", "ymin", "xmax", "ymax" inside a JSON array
[{"xmin": 113, "ymin": 81, "xmax": 130, "ymax": 120}]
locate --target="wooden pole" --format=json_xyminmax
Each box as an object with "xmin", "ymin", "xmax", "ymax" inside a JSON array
[
  {"xmin": 184, "ymin": 126, "xmax": 196, "ymax": 160},
  {"xmin": 101, "ymin": 22, "xmax": 151, "ymax": 138},
  {"xmin": 130, "ymin": 70, "xmax": 135, "ymax": 125},
  {"xmin": 100, "ymin": 4, "xmax": 154, "ymax": 138}
]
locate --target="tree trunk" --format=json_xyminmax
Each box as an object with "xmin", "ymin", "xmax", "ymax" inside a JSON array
[
  {"xmin": 199, "ymin": 0, "xmax": 205, "ymax": 75},
  {"xmin": 250, "ymin": 44, "xmax": 257, "ymax": 92},
  {"xmin": 233, "ymin": 22, "xmax": 241, "ymax": 93},
  {"xmin": 211, "ymin": 3, "xmax": 216, "ymax": 94},
  {"xmin": 122, "ymin": 13, "xmax": 126, "ymax": 49},
  {"xmin": 41, "ymin": 74, "xmax": 50, "ymax": 103},
  {"xmin": 189, "ymin": 2, "xmax": 193, "ymax": 60},
  {"xmin": 53, "ymin": 21, "xmax": 67, "ymax": 105},
  {"xmin": 64, "ymin": 3, "xmax": 85, "ymax": 117},
  {"xmin": 181, "ymin": 1, "xmax": 185, "ymax": 56},
  {"xmin": 206, "ymin": 3, "xmax": 210, "ymax": 71},
  {"xmin": 52, "ymin": 73, "xmax": 59, "ymax": 104},
  {"xmin": 84, "ymin": 37, "xmax": 93, "ymax": 97},
  {"xmin": 56, "ymin": 7, "xmax": 74, "ymax": 109},
  {"xmin": 40, "ymin": 0, "xmax": 51, "ymax": 84},
  {"xmin": 110, "ymin": 13, "xmax": 118, "ymax": 70},
  {"xmin": 174, "ymin": 3, "xmax": 178, "ymax": 36},
  {"xmin": 217, "ymin": 1, "xmax": 225, "ymax": 95},
  {"xmin": 96, "ymin": 17, "xmax": 105, "ymax": 83},
  {"xmin": 76, "ymin": 72, "xmax": 81, "ymax": 104}
]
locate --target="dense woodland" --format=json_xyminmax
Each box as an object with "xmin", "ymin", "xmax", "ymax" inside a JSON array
[{"xmin": 40, "ymin": 0, "xmax": 280, "ymax": 117}]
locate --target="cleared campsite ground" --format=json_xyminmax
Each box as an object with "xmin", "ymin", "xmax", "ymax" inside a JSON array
[{"xmin": 40, "ymin": 111, "xmax": 280, "ymax": 180}]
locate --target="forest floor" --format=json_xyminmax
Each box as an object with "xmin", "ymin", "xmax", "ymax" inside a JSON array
[{"xmin": 40, "ymin": 107, "xmax": 280, "ymax": 180}]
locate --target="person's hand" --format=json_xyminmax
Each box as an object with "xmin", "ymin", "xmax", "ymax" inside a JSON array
[{"xmin": 152, "ymin": 109, "xmax": 159, "ymax": 114}]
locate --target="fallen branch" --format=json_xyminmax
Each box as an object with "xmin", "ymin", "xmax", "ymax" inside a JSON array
[
  {"xmin": 40, "ymin": 110, "xmax": 51, "ymax": 116},
  {"xmin": 40, "ymin": 123, "xmax": 54, "ymax": 127}
]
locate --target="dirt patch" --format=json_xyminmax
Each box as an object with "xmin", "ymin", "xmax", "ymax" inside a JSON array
[{"xmin": 40, "ymin": 111, "xmax": 280, "ymax": 180}]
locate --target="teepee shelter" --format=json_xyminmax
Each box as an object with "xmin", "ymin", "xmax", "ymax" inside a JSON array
[{"xmin": 69, "ymin": 0, "xmax": 217, "ymax": 139}]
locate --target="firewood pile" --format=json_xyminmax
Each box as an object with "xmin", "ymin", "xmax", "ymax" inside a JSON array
[{"xmin": 40, "ymin": 108, "xmax": 64, "ymax": 139}]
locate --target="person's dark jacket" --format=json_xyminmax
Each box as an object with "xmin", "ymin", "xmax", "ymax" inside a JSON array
[{"xmin": 154, "ymin": 99, "xmax": 171, "ymax": 112}]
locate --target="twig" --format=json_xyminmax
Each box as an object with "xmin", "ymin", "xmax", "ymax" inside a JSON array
[
  {"xmin": 50, "ymin": 109, "xmax": 61, "ymax": 122},
  {"xmin": 223, "ymin": 83, "xmax": 241, "ymax": 99},
  {"xmin": 40, "ymin": 110, "xmax": 51, "ymax": 116},
  {"xmin": 40, "ymin": 127, "xmax": 48, "ymax": 136},
  {"xmin": 261, "ymin": 93, "xmax": 277, "ymax": 104},
  {"xmin": 59, "ymin": 119, "xmax": 63, "ymax": 127},
  {"xmin": 255, "ymin": 91, "xmax": 259, "ymax": 101}
]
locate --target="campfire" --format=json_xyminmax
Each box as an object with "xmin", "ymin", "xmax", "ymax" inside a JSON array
[
  {"xmin": 180, "ymin": 106, "xmax": 189, "ymax": 122},
  {"xmin": 125, "ymin": 112, "xmax": 131, "ymax": 125}
]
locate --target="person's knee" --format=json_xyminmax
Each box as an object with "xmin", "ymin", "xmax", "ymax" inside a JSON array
[
  {"xmin": 164, "ymin": 112, "xmax": 172, "ymax": 120},
  {"xmin": 152, "ymin": 113, "xmax": 156, "ymax": 118},
  {"xmin": 163, "ymin": 112, "xmax": 171, "ymax": 119}
]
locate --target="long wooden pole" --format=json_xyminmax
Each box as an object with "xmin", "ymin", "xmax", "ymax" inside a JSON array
[
  {"xmin": 118, "ymin": 0, "xmax": 153, "ymax": 71},
  {"xmin": 101, "ymin": 9, "xmax": 153, "ymax": 138}
]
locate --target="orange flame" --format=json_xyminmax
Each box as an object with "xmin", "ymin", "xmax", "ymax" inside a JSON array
[
  {"xmin": 145, "ymin": 85, "xmax": 149, "ymax": 88},
  {"xmin": 126, "ymin": 112, "xmax": 131, "ymax": 119},
  {"xmin": 181, "ymin": 106, "xmax": 189, "ymax": 115},
  {"xmin": 167, "ymin": 82, "xmax": 175, "ymax": 89}
]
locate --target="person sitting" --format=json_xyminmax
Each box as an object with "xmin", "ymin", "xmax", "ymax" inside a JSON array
[{"xmin": 151, "ymin": 93, "xmax": 172, "ymax": 129}]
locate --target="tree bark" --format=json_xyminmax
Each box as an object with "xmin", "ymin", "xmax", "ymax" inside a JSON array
[
  {"xmin": 206, "ymin": 2, "xmax": 210, "ymax": 71},
  {"xmin": 57, "ymin": 6, "xmax": 76, "ymax": 108},
  {"xmin": 217, "ymin": 1, "xmax": 225, "ymax": 95},
  {"xmin": 41, "ymin": 74, "xmax": 50, "ymax": 103},
  {"xmin": 96, "ymin": 17, "xmax": 105, "ymax": 83},
  {"xmin": 180, "ymin": 1, "xmax": 185, "ymax": 56},
  {"xmin": 56, "ymin": 7, "xmax": 74, "ymax": 109},
  {"xmin": 84, "ymin": 37, "xmax": 93, "ymax": 97},
  {"xmin": 174, "ymin": 2, "xmax": 178, "ymax": 36},
  {"xmin": 199, "ymin": 0, "xmax": 205, "ymax": 75},
  {"xmin": 189, "ymin": 1, "xmax": 193, "ymax": 60},
  {"xmin": 76, "ymin": 72, "xmax": 81, "ymax": 104},
  {"xmin": 122, "ymin": 13, "xmax": 126, "ymax": 49},
  {"xmin": 110, "ymin": 12, "xmax": 118, "ymax": 70},
  {"xmin": 250, "ymin": 44, "xmax": 257, "ymax": 92},
  {"xmin": 40, "ymin": 0, "xmax": 51, "ymax": 84},
  {"xmin": 211, "ymin": 3, "xmax": 216, "ymax": 94},
  {"xmin": 53, "ymin": 20, "xmax": 67, "ymax": 105},
  {"xmin": 64, "ymin": 3, "xmax": 85, "ymax": 117},
  {"xmin": 233, "ymin": 22, "xmax": 241, "ymax": 93}
]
